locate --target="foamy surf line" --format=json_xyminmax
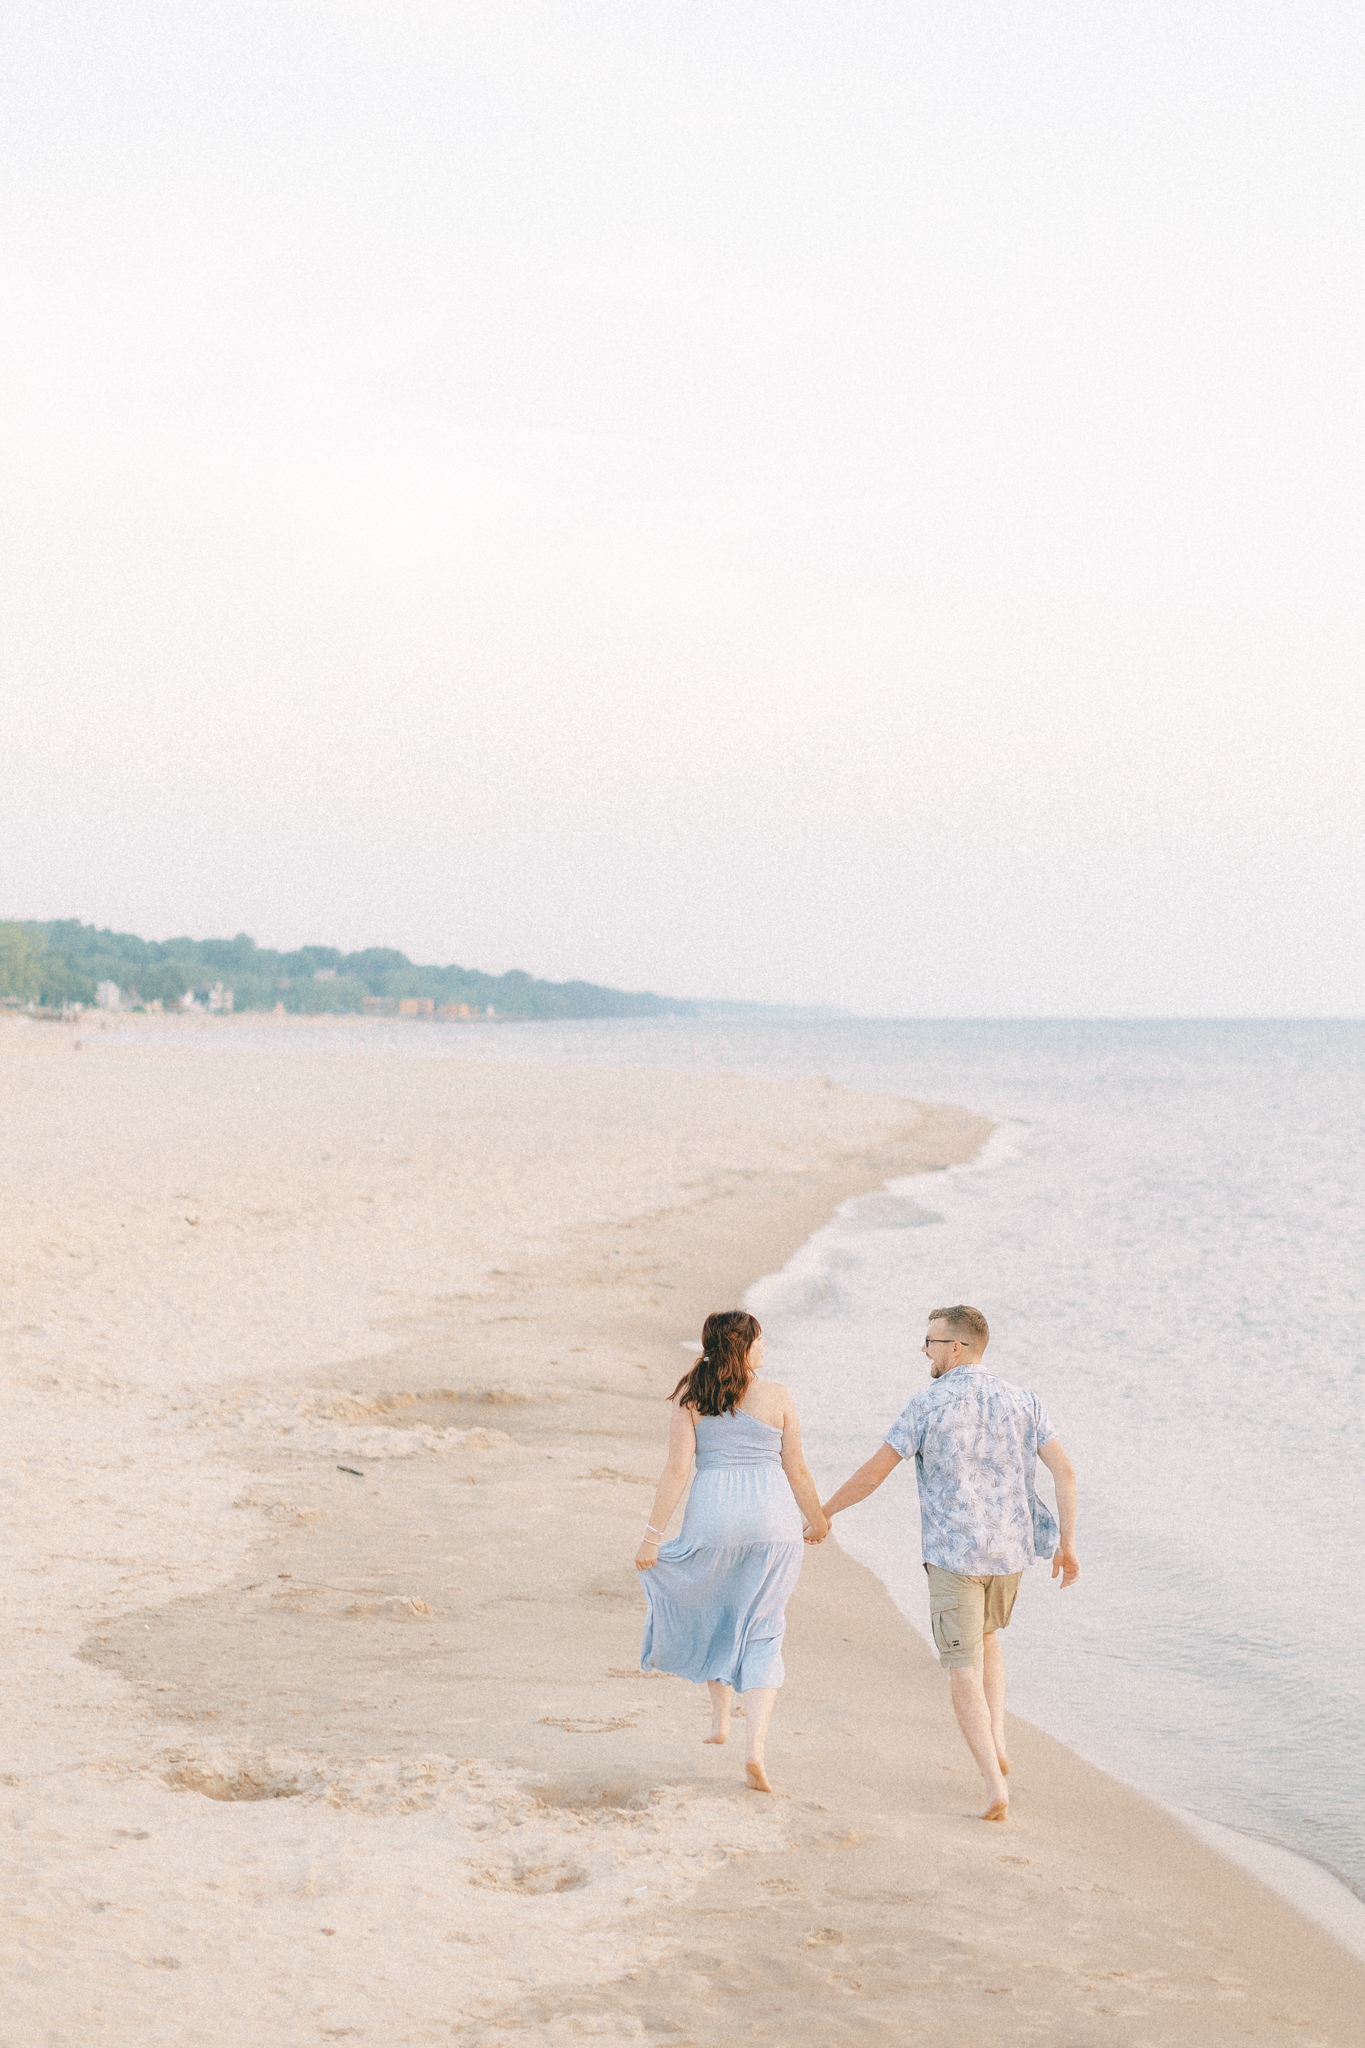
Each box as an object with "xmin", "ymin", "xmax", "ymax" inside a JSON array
[{"xmin": 745, "ymin": 1135, "xmax": 1365, "ymax": 1968}]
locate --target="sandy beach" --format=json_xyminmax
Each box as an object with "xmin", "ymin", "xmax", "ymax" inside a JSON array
[{"xmin": 3, "ymin": 1014, "xmax": 1362, "ymax": 2046}]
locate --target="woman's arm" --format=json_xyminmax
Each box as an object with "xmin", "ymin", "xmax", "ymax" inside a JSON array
[
  {"xmin": 776, "ymin": 1394, "xmax": 829, "ymax": 1543},
  {"xmin": 635, "ymin": 1401, "xmax": 697, "ymax": 1570}
]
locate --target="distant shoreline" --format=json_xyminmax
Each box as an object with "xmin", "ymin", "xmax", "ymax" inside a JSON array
[{"xmin": 5, "ymin": 915, "xmax": 848, "ymax": 1026}]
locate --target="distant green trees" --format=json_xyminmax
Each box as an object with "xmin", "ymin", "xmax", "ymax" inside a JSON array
[
  {"xmin": 3, "ymin": 919, "xmax": 694, "ymax": 1021},
  {"xmin": 0, "ymin": 923, "xmax": 96, "ymax": 1004},
  {"xmin": 137, "ymin": 961, "xmax": 194, "ymax": 1004},
  {"xmin": 0, "ymin": 923, "xmax": 43, "ymax": 1000}
]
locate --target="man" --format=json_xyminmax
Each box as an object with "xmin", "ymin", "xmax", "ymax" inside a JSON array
[{"xmin": 821, "ymin": 1304, "xmax": 1079, "ymax": 1821}]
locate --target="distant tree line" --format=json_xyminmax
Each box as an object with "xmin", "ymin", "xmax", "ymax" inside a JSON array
[{"xmin": 0, "ymin": 920, "xmax": 698, "ymax": 1020}]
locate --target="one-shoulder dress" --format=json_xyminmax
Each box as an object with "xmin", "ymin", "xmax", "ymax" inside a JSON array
[{"xmin": 640, "ymin": 1408, "xmax": 804, "ymax": 1691}]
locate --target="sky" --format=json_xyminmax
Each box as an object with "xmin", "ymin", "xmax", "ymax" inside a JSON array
[{"xmin": 3, "ymin": 3, "xmax": 1363, "ymax": 1017}]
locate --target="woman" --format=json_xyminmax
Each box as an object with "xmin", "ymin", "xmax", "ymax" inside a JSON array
[{"xmin": 636, "ymin": 1310, "xmax": 828, "ymax": 1791}]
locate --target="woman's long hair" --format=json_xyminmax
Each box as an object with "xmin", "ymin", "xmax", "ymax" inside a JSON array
[{"xmin": 670, "ymin": 1310, "xmax": 761, "ymax": 1416}]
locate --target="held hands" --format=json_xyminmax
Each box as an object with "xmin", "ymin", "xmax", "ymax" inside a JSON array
[
  {"xmin": 1051, "ymin": 1545, "xmax": 1081, "ymax": 1588},
  {"xmin": 803, "ymin": 1512, "xmax": 830, "ymax": 1544}
]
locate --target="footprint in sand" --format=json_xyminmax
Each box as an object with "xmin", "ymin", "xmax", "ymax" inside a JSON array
[
  {"xmin": 470, "ymin": 1861, "xmax": 588, "ymax": 1895},
  {"xmin": 540, "ymin": 1715, "xmax": 640, "ymax": 1734}
]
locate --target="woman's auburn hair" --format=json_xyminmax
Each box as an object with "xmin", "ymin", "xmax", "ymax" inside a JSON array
[{"xmin": 670, "ymin": 1310, "xmax": 761, "ymax": 1416}]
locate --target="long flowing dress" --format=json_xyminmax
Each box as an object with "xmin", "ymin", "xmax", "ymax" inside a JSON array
[{"xmin": 639, "ymin": 1408, "xmax": 804, "ymax": 1691}]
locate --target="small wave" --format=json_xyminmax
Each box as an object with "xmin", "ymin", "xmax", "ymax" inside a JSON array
[{"xmin": 839, "ymin": 1190, "xmax": 944, "ymax": 1231}]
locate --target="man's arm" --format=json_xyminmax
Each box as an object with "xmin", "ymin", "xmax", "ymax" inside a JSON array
[
  {"xmin": 1038, "ymin": 1437, "xmax": 1080, "ymax": 1586},
  {"xmin": 822, "ymin": 1442, "xmax": 903, "ymax": 1520}
]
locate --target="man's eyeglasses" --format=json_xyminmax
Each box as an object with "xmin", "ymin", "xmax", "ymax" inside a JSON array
[{"xmin": 923, "ymin": 1336, "xmax": 959, "ymax": 1351}]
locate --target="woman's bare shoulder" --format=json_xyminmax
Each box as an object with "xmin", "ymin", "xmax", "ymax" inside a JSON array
[{"xmin": 740, "ymin": 1380, "xmax": 793, "ymax": 1424}]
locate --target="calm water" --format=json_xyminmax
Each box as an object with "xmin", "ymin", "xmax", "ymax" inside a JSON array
[{"xmin": 127, "ymin": 1015, "xmax": 1365, "ymax": 1909}]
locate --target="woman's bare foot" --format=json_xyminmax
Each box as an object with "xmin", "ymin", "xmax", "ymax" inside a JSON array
[
  {"xmin": 997, "ymin": 1753, "xmax": 1011, "ymax": 1777},
  {"xmin": 746, "ymin": 1759, "xmax": 773, "ymax": 1793},
  {"xmin": 981, "ymin": 1795, "xmax": 1008, "ymax": 1821},
  {"xmin": 704, "ymin": 1682, "xmax": 731, "ymax": 1746}
]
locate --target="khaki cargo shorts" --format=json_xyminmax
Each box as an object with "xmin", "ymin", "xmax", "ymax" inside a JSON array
[{"xmin": 924, "ymin": 1563, "xmax": 1022, "ymax": 1669}]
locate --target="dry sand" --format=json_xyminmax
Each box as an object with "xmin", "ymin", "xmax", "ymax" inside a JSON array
[{"xmin": 3, "ymin": 1013, "xmax": 1362, "ymax": 2046}]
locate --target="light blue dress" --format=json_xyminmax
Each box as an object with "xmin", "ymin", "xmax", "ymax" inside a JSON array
[{"xmin": 640, "ymin": 1408, "xmax": 804, "ymax": 1691}]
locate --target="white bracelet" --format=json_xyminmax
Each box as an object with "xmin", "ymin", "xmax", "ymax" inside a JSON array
[{"xmin": 645, "ymin": 1525, "xmax": 663, "ymax": 1535}]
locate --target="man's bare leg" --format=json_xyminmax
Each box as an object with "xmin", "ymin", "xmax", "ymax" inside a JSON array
[
  {"xmin": 982, "ymin": 1630, "xmax": 1009, "ymax": 1776},
  {"xmin": 704, "ymin": 1680, "xmax": 731, "ymax": 1745},
  {"xmin": 742, "ymin": 1687, "xmax": 778, "ymax": 1791},
  {"xmin": 949, "ymin": 1664, "xmax": 1009, "ymax": 1819}
]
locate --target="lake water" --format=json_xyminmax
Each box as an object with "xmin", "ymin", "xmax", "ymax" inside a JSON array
[{"xmin": 124, "ymin": 1013, "xmax": 1365, "ymax": 1938}]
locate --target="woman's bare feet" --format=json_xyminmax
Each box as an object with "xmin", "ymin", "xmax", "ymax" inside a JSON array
[
  {"xmin": 740, "ymin": 1687, "xmax": 778, "ymax": 1791},
  {"xmin": 981, "ymin": 1795, "xmax": 1008, "ymax": 1821},
  {"xmin": 997, "ymin": 1752, "xmax": 1011, "ymax": 1777},
  {"xmin": 704, "ymin": 1681, "xmax": 731, "ymax": 1746}
]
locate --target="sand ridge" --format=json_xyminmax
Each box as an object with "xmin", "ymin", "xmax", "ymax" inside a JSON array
[{"xmin": 3, "ymin": 1014, "xmax": 1362, "ymax": 2043}]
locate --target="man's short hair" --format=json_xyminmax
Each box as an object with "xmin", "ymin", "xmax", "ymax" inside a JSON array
[{"xmin": 928, "ymin": 1304, "xmax": 989, "ymax": 1350}]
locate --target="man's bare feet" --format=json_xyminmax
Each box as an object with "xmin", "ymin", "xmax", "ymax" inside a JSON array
[
  {"xmin": 703, "ymin": 1726, "xmax": 727, "ymax": 1746},
  {"xmin": 981, "ymin": 1796, "xmax": 1008, "ymax": 1822},
  {"xmin": 997, "ymin": 1754, "xmax": 1010, "ymax": 1777},
  {"xmin": 746, "ymin": 1759, "xmax": 773, "ymax": 1792}
]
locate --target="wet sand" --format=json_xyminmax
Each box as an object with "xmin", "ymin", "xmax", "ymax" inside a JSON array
[{"xmin": 4, "ymin": 1014, "xmax": 1362, "ymax": 2044}]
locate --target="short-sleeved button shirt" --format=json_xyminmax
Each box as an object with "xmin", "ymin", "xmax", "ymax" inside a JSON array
[{"xmin": 884, "ymin": 1365, "xmax": 1057, "ymax": 1576}]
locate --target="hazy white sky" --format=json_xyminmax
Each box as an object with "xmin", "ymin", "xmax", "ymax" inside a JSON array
[{"xmin": 3, "ymin": 3, "xmax": 1363, "ymax": 1015}]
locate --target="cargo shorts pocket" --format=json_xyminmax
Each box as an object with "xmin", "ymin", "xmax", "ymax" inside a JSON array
[{"xmin": 930, "ymin": 1596, "xmax": 963, "ymax": 1654}]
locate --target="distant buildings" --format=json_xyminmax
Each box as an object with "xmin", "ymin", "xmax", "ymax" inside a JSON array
[
  {"xmin": 361, "ymin": 996, "xmax": 492, "ymax": 1019},
  {"xmin": 179, "ymin": 984, "xmax": 234, "ymax": 1013},
  {"xmin": 96, "ymin": 980, "xmax": 121, "ymax": 1009}
]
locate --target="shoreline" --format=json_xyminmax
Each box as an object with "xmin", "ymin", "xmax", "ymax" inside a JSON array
[
  {"xmin": 742, "ymin": 1145, "xmax": 1365, "ymax": 1974},
  {"xmin": 4, "ymin": 1019, "xmax": 1362, "ymax": 2041},
  {"xmin": 1178, "ymin": 1812, "xmax": 1365, "ymax": 1968}
]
